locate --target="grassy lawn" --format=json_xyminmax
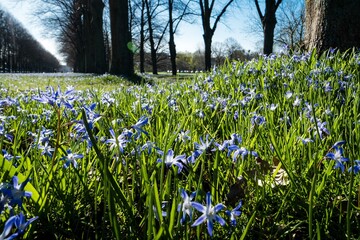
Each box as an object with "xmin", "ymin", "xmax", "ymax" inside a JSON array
[{"xmin": 0, "ymin": 50, "xmax": 360, "ymax": 239}]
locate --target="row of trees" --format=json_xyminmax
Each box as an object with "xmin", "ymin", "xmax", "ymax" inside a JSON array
[
  {"xmin": 0, "ymin": 5, "xmax": 60, "ymax": 73},
  {"xmin": 33, "ymin": 0, "xmax": 360, "ymax": 76},
  {"xmin": 134, "ymin": 37, "xmax": 255, "ymax": 72},
  {"xmin": 35, "ymin": 0, "xmax": 263, "ymax": 75}
]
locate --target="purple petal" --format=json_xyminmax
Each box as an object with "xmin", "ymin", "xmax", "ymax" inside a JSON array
[
  {"xmin": 228, "ymin": 145, "xmax": 239, "ymax": 151},
  {"xmin": 205, "ymin": 192, "xmax": 212, "ymax": 207},
  {"xmin": 24, "ymin": 191, "xmax": 32, "ymax": 197},
  {"xmin": 174, "ymin": 154, "xmax": 186, "ymax": 161},
  {"xmin": 325, "ymin": 152, "xmax": 335, "ymax": 159},
  {"xmin": 191, "ymin": 214, "xmax": 206, "ymax": 226},
  {"xmin": 214, "ymin": 215, "xmax": 226, "ymax": 226},
  {"xmin": 2, "ymin": 215, "xmax": 16, "ymax": 237},
  {"xmin": 234, "ymin": 201, "xmax": 242, "ymax": 210},
  {"xmin": 12, "ymin": 176, "xmax": 19, "ymax": 188},
  {"xmin": 191, "ymin": 202, "xmax": 206, "ymax": 213},
  {"xmin": 214, "ymin": 203, "xmax": 225, "ymax": 213},
  {"xmin": 180, "ymin": 189, "xmax": 187, "ymax": 199},
  {"xmin": 190, "ymin": 191, "xmax": 196, "ymax": 200},
  {"xmin": 332, "ymin": 140, "xmax": 346, "ymax": 148},
  {"xmin": 207, "ymin": 218, "xmax": 214, "ymax": 236},
  {"xmin": 232, "ymin": 210, "xmax": 242, "ymax": 217}
]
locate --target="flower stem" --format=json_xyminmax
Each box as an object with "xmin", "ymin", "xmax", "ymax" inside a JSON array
[{"xmin": 346, "ymin": 160, "xmax": 354, "ymax": 240}]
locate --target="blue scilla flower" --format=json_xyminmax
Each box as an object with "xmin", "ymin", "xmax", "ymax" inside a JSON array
[
  {"xmin": 101, "ymin": 93, "xmax": 115, "ymax": 106},
  {"xmin": 0, "ymin": 123, "xmax": 13, "ymax": 142},
  {"xmin": 32, "ymin": 85, "xmax": 75, "ymax": 109},
  {"xmin": 38, "ymin": 142, "xmax": 55, "ymax": 157},
  {"xmin": 316, "ymin": 121, "xmax": 330, "ymax": 139},
  {"xmin": 141, "ymin": 141, "xmax": 163, "ymax": 155},
  {"xmin": 29, "ymin": 127, "xmax": 53, "ymax": 146},
  {"xmin": 131, "ymin": 116, "xmax": 148, "ymax": 139},
  {"xmin": 0, "ymin": 212, "xmax": 38, "ymax": 240},
  {"xmin": 348, "ymin": 160, "xmax": 360, "ymax": 174},
  {"xmin": 2, "ymin": 150, "xmax": 20, "ymax": 162},
  {"xmin": 83, "ymin": 103, "xmax": 101, "ymax": 125},
  {"xmin": 194, "ymin": 135, "xmax": 214, "ymax": 155},
  {"xmin": 225, "ymin": 200, "xmax": 242, "ymax": 226},
  {"xmin": 191, "ymin": 192, "xmax": 226, "ymax": 236},
  {"xmin": 105, "ymin": 128, "xmax": 128, "ymax": 153},
  {"xmin": 324, "ymin": 81, "xmax": 333, "ymax": 92},
  {"xmin": 0, "ymin": 215, "xmax": 17, "ymax": 240},
  {"xmin": 267, "ymin": 103, "xmax": 278, "ymax": 111},
  {"xmin": 325, "ymin": 147, "xmax": 349, "ymax": 172},
  {"xmin": 233, "ymin": 110, "xmax": 239, "ymax": 120},
  {"xmin": 1, "ymin": 176, "xmax": 32, "ymax": 208},
  {"xmin": 214, "ymin": 140, "xmax": 229, "ymax": 152},
  {"xmin": 297, "ymin": 137, "xmax": 313, "ymax": 145},
  {"xmin": 62, "ymin": 150, "xmax": 84, "ymax": 169},
  {"xmin": 13, "ymin": 212, "xmax": 38, "ymax": 237},
  {"xmin": 251, "ymin": 114, "xmax": 265, "ymax": 126},
  {"xmin": 176, "ymin": 130, "xmax": 191, "ymax": 143},
  {"xmin": 157, "ymin": 149, "xmax": 186, "ymax": 174},
  {"xmin": 293, "ymin": 96, "xmax": 301, "ymax": 107},
  {"xmin": 229, "ymin": 133, "xmax": 242, "ymax": 145},
  {"xmin": 0, "ymin": 98, "xmax": 16, "ymax": 108},
  {"xmin": 285, "ymin": 91, "xmax": 293, "ymax": 99},
  {"xmin": 227, "ymin": 145, "xmax": 257, "ymax": 162},
  {"xmin": 0, "ymin": 192, "xmax": 9, "ymax": 213},
  {"xmin": 187, "ymin": 151, "xmax": 200, "ymax": 164},
  {"xmin": 178, "ymin": 189, "xmax": 196, "ymax": 224}
]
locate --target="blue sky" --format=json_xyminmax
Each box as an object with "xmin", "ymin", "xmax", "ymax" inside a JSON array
[{"xmin": 1, "ymin": 1, "xmax": 261, "ymax": 63}]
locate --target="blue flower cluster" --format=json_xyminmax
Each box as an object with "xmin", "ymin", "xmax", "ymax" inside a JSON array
[
  {"xmin": 177, "ymin": 190, "xmax": 242, "ymax": 236},
  {"xmin": 0, "ymin": 176, "xmax": 37, "ymax": 239},
  {"xmin": 325, "ymin": 141, "xmax": 360, "ymax": 173}
]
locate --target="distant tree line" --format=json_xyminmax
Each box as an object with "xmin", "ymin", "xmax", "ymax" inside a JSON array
[
  {"xmin": 0, "ymin": 6, "xmax": 60, "ymax": 73},
  {"xmin": 33, "ymin": 0, "xmax": 360, "ymax": 76},
  {"xmin": 35, "ymin": 0, "xmax": 254, "ymax": 75},
  {"xmin": 135, "ymin": 37, "xmax": 256, "ymax": 73}
]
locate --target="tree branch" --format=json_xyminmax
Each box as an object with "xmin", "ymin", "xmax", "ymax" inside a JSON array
[{"xmin": 254, "ymin": 0, "xmax": 263, "ymax": 20}]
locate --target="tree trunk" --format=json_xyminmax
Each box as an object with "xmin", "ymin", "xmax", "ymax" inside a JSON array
[
  {"xmin": 202, "ymin": 1, "xmax": 212, "ymax": 72},
  {"xmin": 169, "ymin": 34, "xmax": 177, "ymax": 75},
  {"xmin": 145, "ymin": 0, "xmax": 158, "ymax": 75},
  {"xmin": 168, "ymin": 0, "xmax": 177, "ymax": 76},
  {"xmin": 199, "ymin": 0, "xmax": 234, "ymax": 71},
  {"xmin": 262, "ymin": 1, "xmax": 277, "ymax": 55},
  {"xmin": 83, "ymin": 0, "xmax": 106, "ymax": 74},
  {"xmin": 139, "ymin": 0, "xmax": 145, "ymax": 73},
  {"xmin": 109, "ymin": 0, "xmax": 134, "ymax": 76},
  {"xmin": 305, "ymin": 0, "xmax": 360, "ymax": 52},
  {"xmin": 203, "ymin": 31, "xmax": 213, "ymax": 71},
  {"xmin": 255, "ymin": 0, "xmax": 281, "ymax": 55}
]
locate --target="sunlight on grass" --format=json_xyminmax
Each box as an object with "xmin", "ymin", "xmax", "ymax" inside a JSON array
[{"xmin": 0, "ymin": 49, "xmax": 360, "ymax": 239}]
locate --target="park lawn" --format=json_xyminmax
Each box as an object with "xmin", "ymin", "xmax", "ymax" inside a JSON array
[{"xmin": 0, "ymin": 50, "xmax": 360, "ymax": 239}]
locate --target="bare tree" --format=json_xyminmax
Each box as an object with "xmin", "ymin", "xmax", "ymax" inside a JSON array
[
  {"xmin": 144, "ymin": 0, "xmax": 168, "ymax": 74},
  {"xmin": 275, "ymin": 1, "xmax": 304, "ymax": 51},
  {"xmin": 223, "ymin": 37, "xmax": 247, "ymax": 60},
  {"xmin": 199, "ymin": 0, "xmax": 235, "ymax": 71},
  {"xmin": 212, "ymin": 41, "xmax": 226, "ymax": 65},
  {"xmin": 109, "ymin": 0, "xmax": 134, "ymax": 76},
  {"xmin": 132, "ymin": 0, "xmax": 147, "ymax": 73},
  {"xmin": 168, "ymin": 0, "xmax": 194, "ymax": 75},
  {"xmin": 305, "ymin": 0, "xmax": 360, "ymax": 52},
  {"xmin": 254, "ymin": 0, "xmax": 282, "ymax": 55}
]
